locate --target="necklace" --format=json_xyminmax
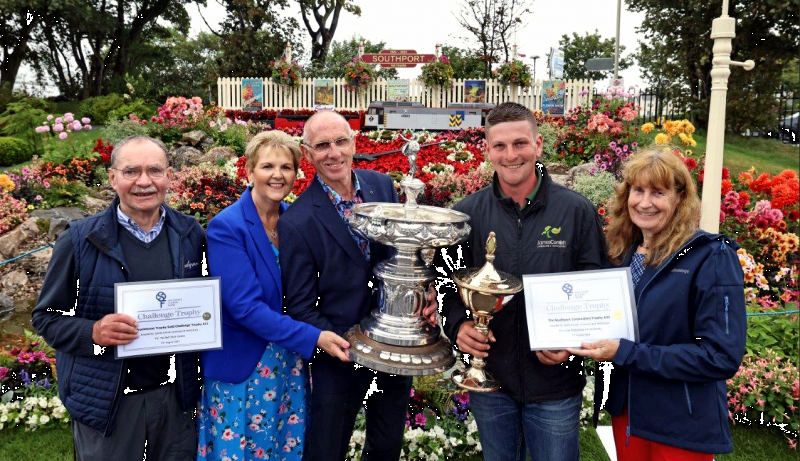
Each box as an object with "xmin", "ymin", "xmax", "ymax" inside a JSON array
[{"xmin": 264, "ymin": 225, "xmax": 278, "ymax": 239}]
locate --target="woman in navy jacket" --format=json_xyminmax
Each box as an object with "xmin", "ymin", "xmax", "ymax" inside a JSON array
[
  {"xmin": 196, "ymin": 131, "xmax": 350, "ymax": 461},
  {"xmin": 569, "ymin": 147, "xmax": 746, "ymax": 459}
]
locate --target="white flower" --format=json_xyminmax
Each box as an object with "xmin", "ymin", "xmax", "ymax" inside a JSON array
[{"xmin": 39, "ymin": 415, "xmax": 50, "ymax": 425}]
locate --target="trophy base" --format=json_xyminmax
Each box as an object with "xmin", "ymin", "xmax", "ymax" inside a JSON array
[
  {"xmin": 344, "ymin": 325, "xmax": 455, "ymax": 376},
  {"xmin": 451, "ymin": 368, "xmax": 500, "ymax": 392}
]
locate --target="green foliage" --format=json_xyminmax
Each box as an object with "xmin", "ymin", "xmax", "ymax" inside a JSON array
[
  {"xmin": 106, "ymin": 99, "xmax": 156, "ymax": 123},
  {"xmin": 629, "ymin": 0, "xmax": 799, "ymax": 132},
  {"xmin": 557, "ymin": 30, "xmax": 632, "ymax": 81},
  {"xmin": 102, "ymin": 118, "xmax": 151, "ymax": 145},
  {"xmin": 212, "ymin": 124, "xmax": 248, "ymax": 157},
  {"xmin": 572, "ymin": 171, "xmax": 619, "ymax": 207},
  {"xmin": 0, "ymin": 137, "xmax": 33, "ymax": 166},
  {"xmin": 538, "ymin": 121, "xmax": 561, "ymax": 160},
  {"xmin": 36, "ymin": 177, "xmax": 91, "ymax": 209},
  {"xmin": 0, "ymin": 97, "xmax": 53, "ymax": 154},
  {"xmin": 744, "ymin": 306, "xmax": 799, "ymax": 362},
  {"xmin": 420, "ymin": 56, "xmax": 455, "ymax": 89},
  {"xmin": 441, "ymin": 45, "xmax": 485, "ymax": 80},
  {"xmin": 79, "ymin": 94, "xmax": 126, "ymax": 125},
  {"xmin": 270, "ymin": 59, "xmax": 303, "ymax": 88},
  {"xmin": 304, "ymin": 36, "xmax": 399, "ymax": 80}
]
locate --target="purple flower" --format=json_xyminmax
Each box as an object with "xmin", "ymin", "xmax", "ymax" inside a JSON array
[
  {"xmin": 20, "ymin": 369, "xmax": 31, "ymax": 386},
  {"xmin": 414, "ymin": 413, "xmax": 427, "ymax": 426}
]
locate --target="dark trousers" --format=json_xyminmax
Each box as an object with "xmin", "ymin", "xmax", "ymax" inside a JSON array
[
  {"xmin": 72, "ymin": 384, "xmax": 196, "ymax": 461},
  {"xmin": 303, "ymin": 371, "xmax": 412, "ymax": 461}
]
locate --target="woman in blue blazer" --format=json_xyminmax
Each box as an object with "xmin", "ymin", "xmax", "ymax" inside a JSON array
[{"xmin": 197, "ymin": 130, "xmax": 350, "ymax": 461}]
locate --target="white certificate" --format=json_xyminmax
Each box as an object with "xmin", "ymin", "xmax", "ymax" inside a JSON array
[
  {"xmin": 115, "ymin": 277, "xmax": 223, "ymax": 358},
  {"xmin": 523, "ymin": 268, "xmax": 638, "ymax": 350}
]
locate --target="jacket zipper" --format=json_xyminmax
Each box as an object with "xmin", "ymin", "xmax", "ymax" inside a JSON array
[
  {"xmin": 104, "ymin": 362, "xmax": 125, "ymax": 436},
  {"xmin": 626, "ymin": 234, "xmax": 705, "ymax": 445},
  {"xmin": 516, "ymin": 215, "xmax": 524, "ymax": 401},
  {"xmin": 683, "ymin": 382, "xmax": 693, "ymax": 415},
  {"xmin": 724, "ymin": 296, "xmax": 730, "ymax": 337}
]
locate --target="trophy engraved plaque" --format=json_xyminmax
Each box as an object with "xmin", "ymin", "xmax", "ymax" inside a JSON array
[
  {"xmin": 451, "ymin": 232, "xmax": 522, "ymax": 391},
  {"xmin": 344, "ymin": 138, "xmax": 470, "ymax": 375}
]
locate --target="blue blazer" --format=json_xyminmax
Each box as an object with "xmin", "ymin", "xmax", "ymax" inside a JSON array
[
  {"xmin": 201, "ymin": 187, "xmax": 322, "ymax": 384},
  {"xmin": 278, "ymin": 170, "xmax": 398, "ymax": 393}
]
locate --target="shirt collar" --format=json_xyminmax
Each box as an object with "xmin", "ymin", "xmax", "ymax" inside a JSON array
[
  {"xmin": 116, "ymin": 205, "xmax": 166, "ymax": 242},
  {"xmin": 316, "ymin": 172, "xmax": 362, "ymax": 205},
  {"xmin": 497, "ymin": 163, "xmax": 543, "ymax": 211}
]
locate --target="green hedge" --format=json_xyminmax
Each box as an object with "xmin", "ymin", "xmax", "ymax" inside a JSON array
[
  {"xmin": 0, "ymin": 137, "xmax": 32, "ymax": 166},
  {"xmin": 79, "ymin": 94, "xmax": 125, "ymax": 125}
]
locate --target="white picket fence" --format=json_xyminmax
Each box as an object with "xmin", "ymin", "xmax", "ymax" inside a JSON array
[{"xmin": 217, "ymin": 77, "xmax": 595, "ymax": 112}]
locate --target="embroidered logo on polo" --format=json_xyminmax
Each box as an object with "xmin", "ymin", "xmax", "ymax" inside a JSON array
[{"xmin": 537, "ymin": 225, "xmax": 567, "ymax": 249}]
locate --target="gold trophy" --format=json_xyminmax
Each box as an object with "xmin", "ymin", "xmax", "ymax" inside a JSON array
[{"xmin": 451, "ymin": 232, "xmax": 522, "ymax": 392}]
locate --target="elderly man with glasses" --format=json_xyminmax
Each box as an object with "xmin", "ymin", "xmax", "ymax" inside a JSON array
[
  {"xmin": 279, "ymin": 111, "xmax": 418, "ymax": 461},
  {"xmin": 32, "ymin": 135, "xmax": 205, "ymax": 461}
]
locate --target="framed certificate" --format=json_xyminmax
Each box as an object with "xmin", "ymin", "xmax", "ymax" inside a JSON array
[
  {"xmin": 523, "ymin": 268, "xmax": 638, "ymax": 350},
  {"xmin": 115, "ymin": 277, "xmax": 223, "ymax": 358}
]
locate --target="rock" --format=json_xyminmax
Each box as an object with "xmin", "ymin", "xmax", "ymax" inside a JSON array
[
  {"xmin": 201, "ymin": 146, "xmax": 238, "ymax": 164},
  {"xmin": 2, "ymin": 270, "xmax": 29, "ymax": 291},
  {"xmin": 20, "ymin": 248, "xmax": 53, "ymax": 275},
  {"xmin": 181, "ymin": 130, "xmax": 207, "ymax": 147},
  {"xmin": 565, "ymin": 163, "xmax": 595, "ymax": 188},
  {"xmin": 200, "ymin": 138, "xmax": 215, "ymax": 150},
  {"xmin": 0, "ymin": 293, "xmax": 13, "ymax": 314},
  {"xmin": 48, "ymin": 218, "xmax": 69, "ymax": 239},
  {"xmin": 30, "ymin": 207, "xmax": 87, "ymax": 223},
  {"xmin": 169, "ymin": 145, "xmax": 205, "ymax": 169},
  {"xmin": 81, "ymin": 195, "xmax": 112, "ymax": 215},
  {"xmin": 550, "ymin": 174, "xmax": 569, "ymax": 187},
  {"xmin": 0, "ymin": 219, "xmax": 41, "ymax": 259},
  {"xmin": 545, "ymin": 162, "xmax": 570, "ymax": 175}
]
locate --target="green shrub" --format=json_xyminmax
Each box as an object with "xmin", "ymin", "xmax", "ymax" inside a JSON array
[
  {"xmin": 212, "ymin": 124, "xmax": 248, "ymax": 156},
  {"xmin": 0, "ymin": 137, "xmax": 33, "ymax": 166},
  {"xmin": 0, "ymin": 97, "xmax": 53, "ymax": 154},
  {"xmin": 744, "ymin": 306, "xmax": 799, "ymax": 363},
  {"xmin": 106, "ymin": 99, "xmax": 156, "ymax": 123},
  {"xmin": 79, "ymin": 94, "xmax": 125, "ymax": 125},
  {"xmin": 103, "ymin": 118, "xmax": 151, "ymax": 145},
  {"xmin": 36, "ymin": 177, "xmax": 91, "ymax": 209},
  {"xmin": 572, "ymin": 170, "xmax": 618, "ymax": 207},
  {"xmin": 538, "ymin": 121, "xmax": 562, "ymax": 161}
]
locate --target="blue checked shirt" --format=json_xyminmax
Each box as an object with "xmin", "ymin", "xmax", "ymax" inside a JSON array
[
  {"xmin": 316, "ymin": 174, "xmax": 370, "ymax": 262},
  {"xmin": 117, "ymin": 205, "xmax": 166, "ymax": 243}
]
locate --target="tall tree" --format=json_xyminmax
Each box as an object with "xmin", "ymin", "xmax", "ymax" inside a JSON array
[
  {"xmin": 629, "ymin": 0, "xmax": 799, "ymax": 132},
  {"xmin": 298, "ymin": 0, "xmax": 360, "ymax": 64},
  {"xmin": 208, "ymin": 0, "xmax": 305, "ymax": 78},
  {"xmin": 453, "ymin": 0, "xmax": 533, "ymax": 78},
  {"xmin": 0, "ymin": 0, "xmax": 50, "ymax": 93},
  {"xmin": 557, "ymin": 30, "xmax": 632, "ymax": 81},
  {"xmin": 304, "ymin": 35, "xmax": 397, "ymax": 79}
]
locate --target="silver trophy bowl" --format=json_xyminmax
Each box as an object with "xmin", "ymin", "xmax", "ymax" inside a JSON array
[{"xmin": 344, "ymin": 140, "xmax": 470, "ymax": 375}]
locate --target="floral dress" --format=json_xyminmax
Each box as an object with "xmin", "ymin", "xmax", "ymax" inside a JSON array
[{"xmin": 197, "ymin": 243, "xmax": 308, "ymax": 461}]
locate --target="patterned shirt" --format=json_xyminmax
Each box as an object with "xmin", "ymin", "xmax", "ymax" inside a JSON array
[
  {"xmin": 630, "ymin": 253, "xmax": 647, "ymax": 289},
  {"xmin": 117, "ymin": 205, "xmax": 166, "ymax": 243},
  {"xmin": 316, "ymin": 173, "xmax": 370, "ymax": 262}
]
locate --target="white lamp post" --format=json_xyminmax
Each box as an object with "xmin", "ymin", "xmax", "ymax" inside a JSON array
[
  {"xmin": 531, "ymin": 55, "xmax": 540, "ymax": 81},
  {"xmin": 699, "ymin": 0, "xmax": 754, "ymax": 232}
]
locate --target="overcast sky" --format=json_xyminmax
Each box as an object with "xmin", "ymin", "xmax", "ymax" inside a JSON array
[{"xmin": 190, "ymin": 0, "xmax": 647, "ymax": 88}]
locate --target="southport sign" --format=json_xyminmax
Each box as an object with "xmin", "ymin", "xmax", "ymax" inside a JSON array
[{"xmin": 360, "ymin": 50, "xmax": 437, "ymax": 68}]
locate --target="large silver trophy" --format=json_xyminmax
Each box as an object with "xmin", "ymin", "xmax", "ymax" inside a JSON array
[
  {"xmin": 345, "ymin": 136, "xmax": 470, "ymax": 375},
  {"xmin": 451, "ymin": 232, "xmax": 522, "ymax": 392}
]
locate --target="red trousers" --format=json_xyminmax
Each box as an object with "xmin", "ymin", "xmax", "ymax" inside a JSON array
[{"xmin": 611, "ymin": 410, "xmax": 714, "ymax": 461}]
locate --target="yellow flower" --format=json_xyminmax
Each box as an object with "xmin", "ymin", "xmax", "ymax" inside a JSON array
[
  {"xmin": 685, "ymin": 149, "xmax": 693, "ymax": 156},
  {"xmin": 27, "ymin": 204, "xmax": 34, "ymax": 210},
  {"xmin": 682, "ymin": 120, "xmax": 696, "ymax": 135},
  {"xmin": 663, "ymin": 120, "xmax": 680, "ymax": 136},
  {"xmin": 654, "ymin": 133, "xmax": 671, "ymax": 145},
  {"xmin": 641, "ymin": 123, "xmax": 655, "ymax": 133},
  {"xmin": 678, "ymin": 133, "xmax": 697, "ymax": 147},
  {"xmin": 0, "ymin": 174, "xmax": 14, "ymax": 193}
]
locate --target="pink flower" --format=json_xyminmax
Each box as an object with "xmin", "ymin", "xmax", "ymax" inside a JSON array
[
  {"xmin": 35, "ymin": 126, "xmax": 48, "ymax": 133},
  {"xmin": 254, "ymin": 448, "xmax": 265, "ymax": 458},
  {"xmin": 0, "ymin": 367, "xmax": 8, "ymax": 379},
  {"xmin": 73, "ymin": 121, "xmax": 82, "ymax": 131},
  {"xmin": 278, "ymin": 403, "xmax": 287, "ymax": 414},
  {"xmin": 252, "ymin": 414, "xmax": 263, "ymax": 423},
  {"xmin": 18, "ymin": 352, "xmax": 34, "ymax": 363},
  {"xmin": 53, "ymin": 123, "xmax": 64, "ymax": 132},
  {"xmin": 287, "ymin": 414, "xmax": 300, "ymax": 424},
  {"xmin": 55, "ymin": 117, "xmax": 63, "ymax": 124},
  {"xmin": 209, "ymin": 406, "xmax": 218, "ymax": 419},
  {"xmin": 283, "ymin": 445, "xmax": 291, "ymax": 452},
  {"xmin": 415, "ymin": 413, "xmax": 427, "ymax": 426},
  {"xmin": 249, "ymin": 423, "xmax": 259, "ymax": 431},
  {"xmin": 81, "ymin": 117, "xmax": 90, "ymax": 124},
  {"xmin": 47, "ymin": 115, "xmax": 54, "ymax": 121},
  {"xmin": 59, "ymin": 132, "xmax": 68, "ymax": 140},
  {"xmin": 221, "ymin": 428, "xmax": 234, "ymax": 441},
  {"xmin": 64, "ymin": 113, "xmax": 74, "ymax": 122}
]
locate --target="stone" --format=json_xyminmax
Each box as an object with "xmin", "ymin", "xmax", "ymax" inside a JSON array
[
  {"xmin": 30, "ymin": 207, "xmax": 86, "ymax": 223},
  {"xmin": 81, "ymin": 195, "xmax": 112, "ymax": 215},
  {"xmin": 169, "ymin": 145, "xmax": 205, "ymax": 169},
  {"xmin": 181, "ymin": 130, "xmax": 207, "ymax": 147},
  {"xmin": 0, "ymin": 293, "xmax": 13, "ymax": 314},
  {"xmin": 545, "ymin": 162, "xmax": 570, "ymax": 175},
  {"xmin": 19, "ymin": 247, "xmax": 53, "ymax": 276},
  {"xmin": 2, "ymin": 270, "xmax": 29, "ymax": 291},
  {"xmin": 0, "ymin": 219, "xmax": 41, "ymax": 259},
  {"xmin": 201, "ymin": 146, "xmax": 238, "ymax": 164},
  {"xmin": 48, "ymin": 217, "xmax": 69, "ymax": 239},
  {"xmin": 200, "ymin": 138, "xmax": 215, "ymax": 150},
  {"xmin": 550, "ymin": 174, "xmax": 569, "ymax": 187},
  {"xmin": 566, "ymin": 163, "xmax": 596, "ymax": 188}
]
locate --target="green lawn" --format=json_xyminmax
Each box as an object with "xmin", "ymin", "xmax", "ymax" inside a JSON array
[
  {"xmin": 692, "ymin": 131, "xmax": 799, "ymax": 176},
  {"xmin": 1, "ymin": 422, "xmax": 793, "ymax": 461}
]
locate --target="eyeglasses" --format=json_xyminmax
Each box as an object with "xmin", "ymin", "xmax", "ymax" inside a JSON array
[
  {"xmin": 110, "ymin": 166, "xmax": 168, "ymax": 181},
  {"xmin": 303, "ymin": 136, "xmax": 353, "ymax": 154}
]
